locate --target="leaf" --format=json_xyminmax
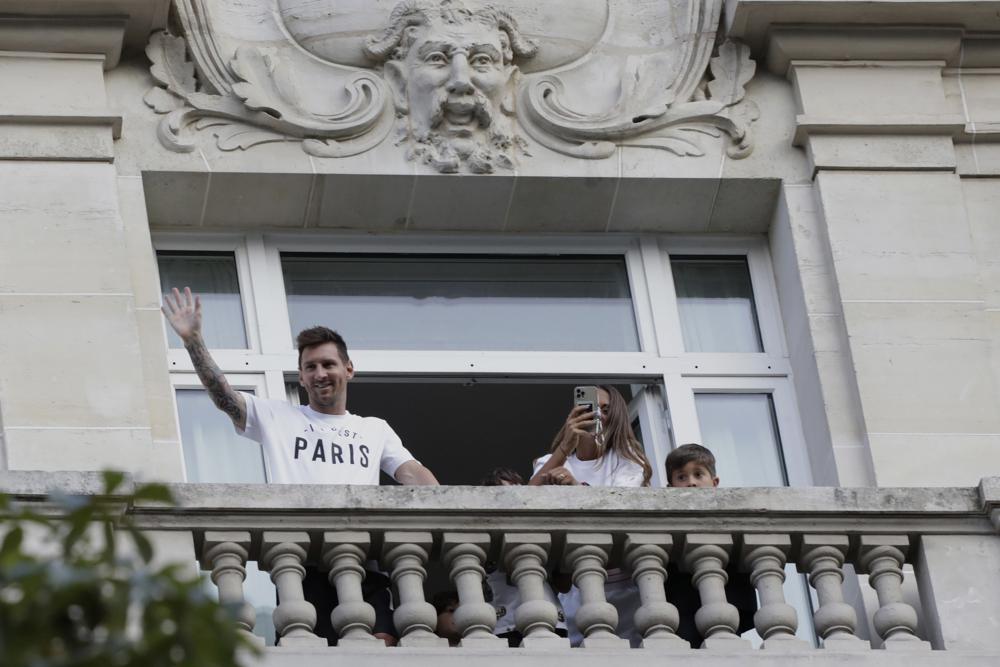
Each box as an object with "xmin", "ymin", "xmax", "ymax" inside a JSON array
[
  {"xmin": 0, "ymin": 525, "xmax": 23, "ymax": 560},
  {"xmin": 102, "ymin": 470, "xmax": 127, "ymax": 495},
  {"xmin": 128, "ymin": 528, "xmax": 154, "ymax": 564},
  {"xmin": 230, "ymin": 47, "xmax": 284, "ymax": 117},
  {"xmin": 146, "ymin": 31, "xmax": 196, "ymax": 97},
  {"xmin": 143, "ymin": 87, "xmax": 184, "ymax": 114},
  {"xmin": 132, "ymin": 484, "xmax": 173, "ymax": 505},
  {"xmin": 102, "ymin": 520, "xmax": 115, "ymax": 562},
  {"xmin": 212, "ymin": 124, "xmax": 287, "ymax": 151},
  {"xmin": 708, "ymin": 41, "xmax": 756, "ymax": 107},
  {"xmin": 622, "ymin": 131, "xmax": 706, "ymax": 157}
]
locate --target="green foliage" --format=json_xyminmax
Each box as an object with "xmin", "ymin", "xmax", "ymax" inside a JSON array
[{"xmin": 0, "ymin": 471, "xmax": 259, "ymax": 667}]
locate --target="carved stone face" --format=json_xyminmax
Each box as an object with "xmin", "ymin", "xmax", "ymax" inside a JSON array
[
  {"xmin": 400, "ymin": 20, "xmax": 511, "ymax": 143},
  {"xmin": 376, "ymin": 4, "xmax": 530, "ymax": 174}
]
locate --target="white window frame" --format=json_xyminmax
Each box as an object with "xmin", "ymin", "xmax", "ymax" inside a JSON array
[
  {"xmin": 155, "ymin": 234, "xmax": 262, "ymax": 358},
  {"xmin": 154, "ymin": 231, "xmax": 810, "ymax": 487},
  {"xmin": 169, "ymin": 372, "xmax": 269, "ymax": 483}
]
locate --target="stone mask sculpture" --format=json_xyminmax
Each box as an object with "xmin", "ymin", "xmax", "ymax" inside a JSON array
[
  {"xmin": 363, "ymin": 1, "xmax": 537, "ymax": 173},
  {"xmin": 145, "ymin": 0, "xmax": 759, "ymax": 172}
]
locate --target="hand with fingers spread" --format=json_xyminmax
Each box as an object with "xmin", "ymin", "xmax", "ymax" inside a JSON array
[
  {"xmin": 160, "ymin": 286, "xmax": 246, "ymax": 430},
  {"xmin": 161, "ymin": 286, "xmax": 203, "ymax": 344}
]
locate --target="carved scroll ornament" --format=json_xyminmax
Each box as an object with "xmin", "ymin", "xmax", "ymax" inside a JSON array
[{"xmin": 144, "ymin": 0, "xmax": 759, "ymax": 171}]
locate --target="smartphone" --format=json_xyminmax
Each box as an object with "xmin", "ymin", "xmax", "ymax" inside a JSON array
[{"xmin": 573, "ymin": 386, "xmax": 602, "ymax": 436}]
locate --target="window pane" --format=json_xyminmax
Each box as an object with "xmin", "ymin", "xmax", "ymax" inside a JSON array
[
  {"xmin": 694, "ymin": 393, "xmax": 786, "ymax": 487},
  {"xmin": 157, "ymin": 252, "xmax": 248, "ymax": 349},
  {"xmin": 671, "ymin": 257, "xmax": 762, "ymax": 352},
  {"xmin": 281, "ymin": 254, "xmax": 640, "ymax": 351},
  {"xmin": 175, "ymin": 388, "xmax": 265, "ymax": 483}
]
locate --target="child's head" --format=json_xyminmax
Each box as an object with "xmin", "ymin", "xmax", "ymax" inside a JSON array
[
  {"xmin": 665, "ymin": 443, "xmax": 720, "ymax": 488},
  {"xmin": 480, "ymin": 467, "xmax": 525, "ymax": 486},
  {"xmin": 432, "ymin": 590, "xmax": 461, "ymax": 645}
]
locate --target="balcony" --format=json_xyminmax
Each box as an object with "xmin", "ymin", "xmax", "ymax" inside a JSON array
[{"xmin": 4, "ymin": 473, "xmax": 1000, "ymax": 666}]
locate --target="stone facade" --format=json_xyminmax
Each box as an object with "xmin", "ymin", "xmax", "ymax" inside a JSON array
[
  {"xmin": 1, "ymin": 6, "xmax": 1000, "ymax": 658},
  {"xmin": 1, "ymin": 0, "xmax": 997, "ymax": 487}
]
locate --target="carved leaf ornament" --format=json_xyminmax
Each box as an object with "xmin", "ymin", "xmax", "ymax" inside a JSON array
[{"xmin": 144, "ymin": 0, "xmax": 759, "ymax": 169}]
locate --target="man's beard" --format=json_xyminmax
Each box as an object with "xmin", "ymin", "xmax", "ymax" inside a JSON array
[{"xmin": 401, "ymin": 90, "xmax": 527, "ymax": 174}]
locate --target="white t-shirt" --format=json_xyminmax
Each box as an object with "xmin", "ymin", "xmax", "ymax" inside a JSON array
[
  {"xmin": 238, "ymin": 393, "xmax": 415, "ymax": 485},
  {"xmin": 533, "ymin": 450, "xmax": 644, "ymax": 487},
  {"xmin": 488, "ymin": 569, "xmax": 565, "ymax": 635}
]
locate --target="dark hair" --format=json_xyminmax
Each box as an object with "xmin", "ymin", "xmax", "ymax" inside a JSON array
[
  {"xmin": 479, "ymin": 467, "xmax": 524, "ymax": 486},
  {"xmin": 548, "ymin": 385, "xmax": 653, "ymax": 486},
  {"xmin": 431, "ymin": 590, "xmax": 459, "ymax": 615},
  {"xmin": 296, "ymin": 327, "xmax": 349, "ymax": 368},
  {"xmin": 665, "ymin": 443, "xmax": 717, "ymax": 481}
]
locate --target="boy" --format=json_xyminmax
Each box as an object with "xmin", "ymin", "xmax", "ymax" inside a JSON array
[{"xmin": 665, "ymin": 444, "xmax": 756, "ymax": 648}]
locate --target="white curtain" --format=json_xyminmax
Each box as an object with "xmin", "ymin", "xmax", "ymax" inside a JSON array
[
  {"xmin": 157, "ymin": 253, "xmax": 248, "ymax": 349},
  {"xmin": 672, "ymin": 258, "xmax": 762, "ymax": 353}
]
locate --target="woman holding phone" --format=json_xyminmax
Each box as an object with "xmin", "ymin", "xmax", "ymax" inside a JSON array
[
  {"xmin": 529, "ymin": 385, "xmax": 652, "ymax": 488},
  {"xmin": 528, "ymin": 385, "xmax": 652, "ymax": 647}
]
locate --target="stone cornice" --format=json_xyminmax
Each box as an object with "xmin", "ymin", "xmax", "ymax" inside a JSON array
[
  {"xmin": 0, "ymin": 0, "xmax": 169, "ymax": 68},
  {"xmin": 725, "ymin": 0, "xmax": 1000, "ymax": 72},
  {"xmin": 3, "ymin": 471, "xmax": 997, "ymax": 537}
]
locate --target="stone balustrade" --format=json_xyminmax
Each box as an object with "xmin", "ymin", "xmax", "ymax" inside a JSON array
[{"xmin": 4, "ymin": 473, "xmax": 1000, "ymax": 666}]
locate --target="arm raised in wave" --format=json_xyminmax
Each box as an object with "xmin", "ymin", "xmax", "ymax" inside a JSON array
[{"xmin": 162, "ymin": 287, "xmax": 247, "ymax": 431}]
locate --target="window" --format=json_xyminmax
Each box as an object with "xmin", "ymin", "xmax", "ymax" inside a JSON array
[
  {"xmin": 672, "ymin": 257, "xmax": 762, "ymax": 353},
  {"xmin": 694, "ymin": 393, "xmax": 785, "ymax": 487},
  {"xmin": 281, "ymin": 254, "xmax": 639, "ymax": 351},
  {"xmin": 156, "ymin": 233, "xmax": 808, "ymax": 490},
  {"xmin": 157, "ymin": 232, "xmax": 814, "ymax": 645},
  {"xmin": 156, "ymin": 251, "xmax": 249, "ymax": 349},
  {"xmin": 175, "ymin": 388, "xmax": 266, "ymax": 484}
]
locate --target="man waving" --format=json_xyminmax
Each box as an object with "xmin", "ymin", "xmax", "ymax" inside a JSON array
[{"xmin": 162, "ymin": 286, "xmax": 438, "ymax": 644}]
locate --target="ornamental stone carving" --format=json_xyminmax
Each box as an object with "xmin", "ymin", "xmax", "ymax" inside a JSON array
[{"xmin": 144, "ymin": 0, "xmax": 759, "ymax": 172}]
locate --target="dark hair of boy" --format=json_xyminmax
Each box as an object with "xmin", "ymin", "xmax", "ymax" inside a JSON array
[
  {"xmin": 479, "ymin": 467, "xmax": 525, "ymax": 486},
  {"xmin": 665, "ymin": 443, "xmax": 717, "ymax": 479},
  {"xmin": 296, "ymin": 326, "xmax": 350, "ymax": 367},
  {"xmin": 431, "ymin": 590, "xmax": 460, "ymax": 615}
]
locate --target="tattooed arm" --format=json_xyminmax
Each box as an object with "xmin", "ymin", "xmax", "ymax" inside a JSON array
[{"xmin": 162, "ymin": 287, "xmax": 247, "ymax": 431}]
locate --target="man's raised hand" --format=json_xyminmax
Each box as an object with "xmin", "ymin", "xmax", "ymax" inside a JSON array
[{"xmin": 162, "ymin": 287, "xmax": 202, "ymax": 342}]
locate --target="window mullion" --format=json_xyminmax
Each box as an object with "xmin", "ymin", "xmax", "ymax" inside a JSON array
[
  {"xmin": 640, "ymin": 235, "xmax": 684, "ymax": 356},
  {"xmin": 252, "ymin": 238, "xmax": 294, "ymax": 355},
  {"xmin": 663, "ymin": 374, "xmax": 701, "ymax": 446}
]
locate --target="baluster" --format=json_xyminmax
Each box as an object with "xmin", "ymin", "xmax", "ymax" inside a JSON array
[
  {"xmin": 382, "ymin": 531, "xmax": 447, "ymax": 647},
  {"xmin": 322, "ymin": 532, "xmax": 380, "ymax": 646},
  {"xmin": 799, "ymin": 535, "xmax": 866, "ymax": 650},
  {"xmin": 858, "ymin": 536, "xmax": 930, "ymax": 650},
  {"xmin": 741, "ymin": 534, "xmax": 808, "ymax": 650},
  {"xmin": 442, "ymin": 533, "xmax": 506, "ymax": 648},
  {"xmin": 623, "ymin": 534, "xmax": 688, "ymax": 650},
  {"xmin": 202, "ymin": 531, "xmax": 264, "ymax": 647},
  {"xmin": 501, "ymin": 533, "xmax": 567, "ymax": 648},
  {"xmin": 683, "ymin": 534, "xmax": 751, "ymax": 650},
  {"xmin": 260, "ymin": 531, "xmax": 325, "ymax": 647},
  {"xmin": 563, "ymin": 533, "xmax": 629, "ymax": 648}
]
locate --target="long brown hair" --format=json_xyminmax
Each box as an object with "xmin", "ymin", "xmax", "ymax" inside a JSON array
[{"xmin": 549, "ymin": 385, "xmax": 653, "ymax": 486}]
